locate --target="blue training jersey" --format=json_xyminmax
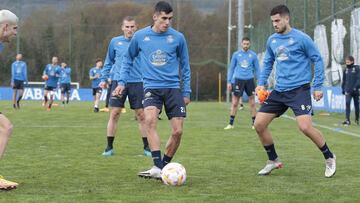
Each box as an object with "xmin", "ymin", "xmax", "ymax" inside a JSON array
[
  {"xmin": 118, "ymin": 26, "xmax": 191, "ymax": 97},
  {"xmin": 227, "ymin": 49, "xmax": 260, "ymax": 83},
  {"xmin": 89, "ymin": 67, "xmax": 102, "ymax": 88},
  {"xmin": 59, "ymin": 67, "xmax": 71, "ymax": 84},
  {"xmin": 43, "ymin": 64, "xmax": 61, "ymax": 87},
  {"xmin": 258, "ymin": 28, "xmax": 324, "ymax": 92},
  {"xmin": 11, "ymin": 60, "xmax": 28, "ymax": 84},
  {"xmin": 102, "ymin": 35, "xmax": 142, "ymax": 83}
]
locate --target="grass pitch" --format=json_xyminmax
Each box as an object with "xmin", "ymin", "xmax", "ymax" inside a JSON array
[{"xmin": 0, "ymin": 100, "xmax": 359, "ymax": 202}]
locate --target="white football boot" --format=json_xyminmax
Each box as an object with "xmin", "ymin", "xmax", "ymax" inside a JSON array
[
  {"xmin": 224, "ymin": 124, "xmax": 234, "ymax": 130},
  {"xmin": 138, "ymin": 166, "xmax": 162, "ymax": 180},
  {"xmin": 325, "ymin": 154, "xmax": 336, "ymax": 178},
  {"xmin": 258, "ymin": 159, "xmax": 283, "ymax": 175}
]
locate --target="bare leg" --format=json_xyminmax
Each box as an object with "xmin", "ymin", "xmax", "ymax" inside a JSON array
[
  {"xmin": 144, "ymin": 106, "xmax": 160, "ymax": 151},
  {"xmin": 106, "ymin": 107, "xmax": 122, "ymax": 137},
  {"xmin": 249, "ymin": 95, "xmax": 256, "ymax": 117},
  {"xmin": 0, "ymin": 114, "xmax": 13, "ymax": 158},
  {"xmin": 164, "ymin": 117, "xmax": 184, "ymax": 157},
  {"xmin": 254, "ymin": 112, "xmax": 277, "ymax": 146},
  {"xmin": 230, "ymin": 95, "xmax": 240, "ymax": 116},
  {"xmin": 296, "ymin": 115, "xmax": 326, "ymax": 148},
  {"xmin": 12, "ymin": 90, "xmax": 17, "ymax": 107}
]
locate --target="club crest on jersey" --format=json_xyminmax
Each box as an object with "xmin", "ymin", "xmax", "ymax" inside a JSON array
[
  {"xmin": 149, "ymin": 49, "xmax": 168, "ymax": 66},
  {"xmin": 272, "ymin": 39, "xmax": 276, "ymax": 43},
  {"xmin": 118, "ymin": 42, "xmax": 123, "ymax": 45},
  {"xmin": 288, "ymin": 37, "xmax": 295, "ymax": 45},
  {"xmin": 143, "ymin": 36, "xmax": 150, "ymax": 41},
  {"xmin": 166, "ymin": 35, "xmax": 174, "ymax": 43},
  {"xmin": 275, "ymin": 45, "xmax": 290, "ymax": 61},
  {"xmin": 145, "ymin": 92, "xmax": 152, "ymax": 98}
]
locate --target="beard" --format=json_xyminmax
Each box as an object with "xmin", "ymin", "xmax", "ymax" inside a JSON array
[{"xmin": 275, "ymin": 25, "xmax": 287, "ymax": 34}]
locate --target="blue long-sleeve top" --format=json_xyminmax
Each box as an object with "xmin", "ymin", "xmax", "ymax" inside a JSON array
[
  {"xmin": 59, "ymin": 67, "xmax": 71, "ymax": 84},
  {"xmin": 258, "ymin": 28, "xmax": 324, "ymax": 92},
  {"xmin": 43, "ymin": 64, "xmax": 61, "ymax": 88},
  {"xmin": 118, "ymin": 26, "xmax": 191, "ymax": 97},
  {"xmin": 101, "ymin": 35, "xmax": 142, "ymax": 83},
  {"xmin": 89, "ymin": 67, "xmax": 102, "ymax": 88},
  {"xmin": 227, "ymin": 49, "xmax": 260, "ymax": 83},
  {"xmin": 11, "ymin": 60, "xmax": 28, "ymax": 84}
]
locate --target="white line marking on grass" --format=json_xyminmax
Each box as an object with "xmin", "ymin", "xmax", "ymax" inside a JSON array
[
  {"xmin": 281, "ymin": 115, "xmax": 360, "ymax": 138},
  {"xmin": 17, "ymin": 125, "xmax": 103, "ymax": 128}
]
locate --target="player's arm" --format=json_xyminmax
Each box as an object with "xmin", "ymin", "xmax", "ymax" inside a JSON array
[
  {"xmin": 342, "ymin": 69, "xmax": 346, "ymax": 94},
  {"xmin": 10, "ymin": 62, "xmax": 15, "ymax": 86},
  {"xmin": 227, "ymin": 53, "xmax": 237, "ymax": 91},
  {"xmin": 355, "ymin": 66, "xmax": 360, "ymax": 91},
  {"xmin": 115, "ymin": 34, "xmax": 140, "ymax": 95},
  {"xmin": 100, "ymin": 39, "xmax": 115, "ymax": 88},
  {"xmin": 24, "ymin": 62, "xmax": 28, "ymax": 86},
  {"xmin": 257, "ymin": 38, "xmax": 275, "ymax": 91},
  {"xmin": 303, "ymin": 35, "xmax": 324, "ymax": 101},
  {"xmin": 89, "ymin": 69, "xmax": 96, "ymax": 80},
  {"xmin": 178, "ymin": 34, "xmax": 191, "ymax": 105}
]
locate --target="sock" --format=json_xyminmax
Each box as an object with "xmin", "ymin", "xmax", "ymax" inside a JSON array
[
  {"xmin": 229, "ymin": 115, "xmax": 235, "ymax": 125},
  {"xmin": 62, "ymin": 101, "xmax": 65, "ymax": 104},
  {"xmin": 151, "ymin": 150, "xmax": 164, "ymax": 169},
  {"xmin": 319, "ymin": 143, "xmax": 333, "ymax": 159},
  {"xmin": 142, "ymin": 137, "xmax": 149, "ymax": 149},
  {"xmin": 66, "ymin": 99, "xmax": 69, "ymax": 104},
  {"xmin": 252, "ymin": 116, "xmax": 256, "ymax": 125},
  {"xmin": 240, "ymin": 103, "xmax": 244, "ymax": 107},
  {"xmin": 162, "ymin": 154, "xmax": 172, "ymax": 166},
  {"xmin": 66, "ymin": 95, "xmax": 70, "ymax": 104},
  {"xmin": 17, "ymin": 95, "xmax": 22, "ymax": 103},
  {"xmin": 48, "ymin": 103, "xmax": 52, "ymax": 109},
  {"xmin": 264, "ymin": 144, "xmax": 278, "ymax": 161},
  {"xmin": 106, "ymin": 136, "xmax": 115, "ymax": 150},
  {"xmin": 44, "ymin": 96, "xmax": 48, "ymax": 103}
]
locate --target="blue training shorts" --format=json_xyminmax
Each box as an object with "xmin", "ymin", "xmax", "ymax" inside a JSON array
[{"xmin": 109, "ymin": 81, "xmax": 144, "ymax": 109}]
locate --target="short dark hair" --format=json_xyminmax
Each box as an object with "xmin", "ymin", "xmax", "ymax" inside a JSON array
[
  {"xmin": 270, "ymin": 5, "xmax": 290, "ymax": 16},
  {"xmin": 346, "ymin": 56, "xmax": 354, "ymax": 62},
  {"xmin": 95, "ymin": 58, "xmax": 102, "ymax": 64},
  {"xmin": 122, "ymin": 16, "xmax": 135, "ymax": 23},
  {"xmin": 154, "ymin": 1, "xmax": 173, "ymax": 14},
  {"xmin": 242, "ymin": 37, "xmax": 250, "ymax": 42}
]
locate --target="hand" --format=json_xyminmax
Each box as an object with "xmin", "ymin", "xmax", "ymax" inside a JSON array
[
  {"xmin": 184, "ymin": 97, "xmax": 191, "ymax": 106},
  {"xmin": 113, "ymin": 85, "xmax": 125, "ymax": 97},
  {"xmin": 99, "ymin": 81, "xmax": 107, "ymax": 89},
  {"xmin": 227, "ymin": 84, "xmax": 232, "ymax": 91},
  {"xmin": 255, "ymin": 86, "xmax": 265, "ymax": 95},
  {"xmin": 313, "ymin": 90, "xmax": 323, "ymax": 101}
]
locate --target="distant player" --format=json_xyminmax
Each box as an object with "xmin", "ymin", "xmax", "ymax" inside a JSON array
[
  {"xmin": 115, "ymin": 1, "xmax": 191, "ymax": 179},
  {"xmin": 99, "ymin": 16, "xmax": 150, "ymax": 156},
  {"xmin": 342, "ymin": 56, "xmax": 360, "ymax": 125},
  {"xmin": 254, "ymin": 5, "xmax": 336, "ymax": 177},
  {"xmin": 89, "ymin": 58, "xmax": 103, "ymax": 113},
  {"xmin": 0, "ymin": 9, "xmax": 19, "ymax": 190},
  {"xmin": 11, "ymin": 53, "xmax": 28, "ymax": 109},
  {"xmin": 59, "ymin": 62, "xmax": 72, "ymax": 105},
  {"xmin": 224, "ymin": 37, "xmax": 260, "ymax": 130},
  {"xmin": 42, "ymin": 56, "xmax": 61, "ymax": 111}
]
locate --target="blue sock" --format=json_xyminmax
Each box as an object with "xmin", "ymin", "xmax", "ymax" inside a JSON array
[
  {"xmin": 229, "ymin": 115, "xmax": 235, "ymax": 125},
  {"xmin": 264, "ymin": 144, "xmax": 278, "ymax": 161},
  {"xmin": 319, "ymin": 143, "xmax": 333, "ymax": 159},
  {"xmin": 162, "ymin": 154, "xmax": 172, "ymax": 166},
  {"xmin": 151, "ymin": 150, "xmax": 164, "ymax": 169}
]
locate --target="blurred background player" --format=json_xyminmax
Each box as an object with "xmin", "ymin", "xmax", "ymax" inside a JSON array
[
  {"xmin": 342, "ymin": 56, "xmax": 360, "ymax": 126},
  {"xmin": 11, "ymin": 53, "xmax": 27, "ymax": 109},
  {"xmin": 0, "ymin": 9, "xmax": 19, "ymax": 190},
  {"xmin": 99, "ymin": 16, "xmax": 150, "ymax": 156},
  {"xmin": 42, "ymin": 56, "xmax": 61, "ymax": 111},
  {"xmin": 89, "ymin": 58, "xmax": 103, "ymax": 113},
  {"xmin": 224, "ymin": 37, "xmax": 260, "ymax": 130},
  {"xmin": 59, "ymin": 62, "xmax": 72, "ymax": 105},
  {"xmin": 116, "ymin": 1, "xmax": 191, "ymax": 179},
  {"xmin": 254, "ymin": 5, "xmax": 336, "ymax": 178}
]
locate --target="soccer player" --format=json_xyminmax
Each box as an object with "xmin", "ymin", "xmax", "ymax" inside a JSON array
[
  {"xmin": 59, "ymin": 62, "xmax": 72, "ymax": 105},
  {"xmin": 11, "ymin": 53, "xmax": 28, "ymax": 109},
  {"xmin": 0, "ymin": 9, "xmax": 19, "ymax": 190},
  {"xmin": 89, "ymin": 58, "xmax": 103, "ymax": 113},
  {"xmin": 42, "ymin": 56, "xmax": 61, "ymax": 111},
  {"xmin": 224, "ymin": 37, "xmax": 260, "ymax": 130},
  {"xmin": 254, "ymin": 5, "xmax": 336, "ymax": 178},
  {"xmin": 342, "ymin": 56, "xmax": 360, "ymax": 126},
  {"xmin": 99, "ymin": 16, "xmax": 150, "ymax": 156},
  {"xmin": 115, "ymin": 1, "xmax": 191, "ymax": 179}
]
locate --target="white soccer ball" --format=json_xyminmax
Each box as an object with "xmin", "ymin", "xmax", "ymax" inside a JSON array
[{"xmin": 161, "ymin": 162, "xmax": 186, "ymax": 186}]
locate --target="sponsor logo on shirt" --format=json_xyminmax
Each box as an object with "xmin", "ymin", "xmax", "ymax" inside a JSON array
[
  {"xmin": 118, "ymin": 42, "xmax": 123, "ymax": 45},
  {"xmin": 149, "ymin": 49, "xmax": 168, "ymax": 66},
  {"xmin": 275, "ymin": 45, "xmax": 290, "ymax": 61},
  {"xmin": 288, "ymin": 37, "xmax": 295, "ymax": 45},
  {"xmin": 272, "ymin": 39, "xmax": 276, "ymax": 43},
  {"xmin": 240, "ymin": 60, "xmax": 249, "ymax": 68}
]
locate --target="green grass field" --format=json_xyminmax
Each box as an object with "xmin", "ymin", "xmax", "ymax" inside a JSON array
[{"xmin": 0, "ymin": 101, "xmax": 359, "ymax": 202}]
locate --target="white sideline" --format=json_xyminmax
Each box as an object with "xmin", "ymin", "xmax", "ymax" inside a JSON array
[{"xmin": 281, "ymin": 114, "xmax": 360, "ymax": 138}]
